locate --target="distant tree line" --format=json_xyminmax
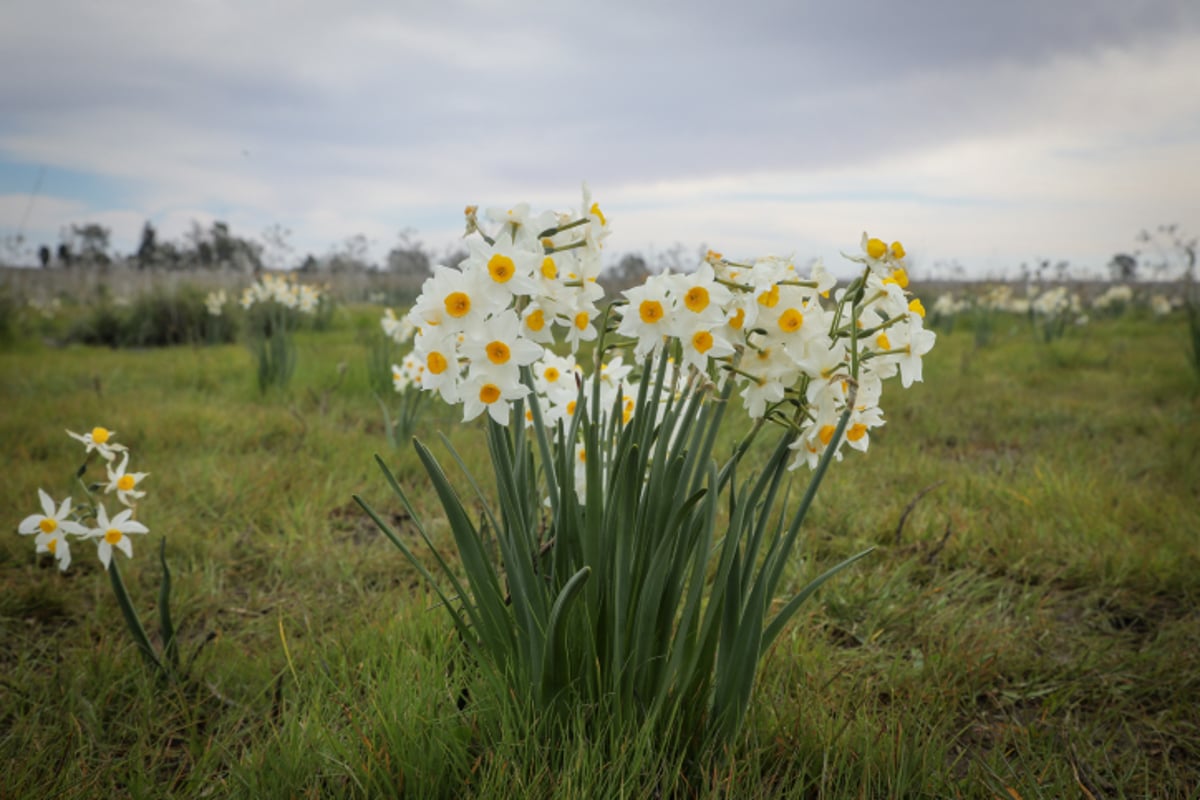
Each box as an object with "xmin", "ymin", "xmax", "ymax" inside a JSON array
[
  {"xmin": 22, "ymin": 220, "xmax": 465, "ymax": 284},
  {"xmin": 18, "ymin": 219, "xmax": 717, "ymax": 290}
]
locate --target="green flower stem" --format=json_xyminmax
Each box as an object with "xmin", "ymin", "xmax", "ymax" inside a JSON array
[
  {"xmin": 545, "ymin": 239, "xmax": 588, "ymax": 255},
  {"xmin": 536, "ymin": 215, "xmax": 590, "ymax": 239}
]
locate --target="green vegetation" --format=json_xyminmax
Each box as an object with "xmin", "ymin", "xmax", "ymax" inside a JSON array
[{"xmin": 2, "ymin": 305, "xmax": 1198, "ymax": 798}]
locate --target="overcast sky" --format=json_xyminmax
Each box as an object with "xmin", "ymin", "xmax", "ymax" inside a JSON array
[{"xmin": 2, "ymin": 0, "xmax": 1198, "ymax": 277}]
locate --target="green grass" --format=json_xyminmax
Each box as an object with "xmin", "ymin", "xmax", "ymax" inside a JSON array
[{"xmin": 2, "ymin": 306, "xmax": 1198, "ymax": 798}]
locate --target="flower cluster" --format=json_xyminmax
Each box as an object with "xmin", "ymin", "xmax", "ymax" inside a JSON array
[
  {"xmin": 391, "ymin": 352, "xmax": 425, "ymax": 392},
  {"xmin": 237, "ymin": 273, "xmax": 323, "ymax": 313},
  {"xmin": 400, "ymin": 187, "xmax": 935, "ymax": 472},
  {"xmin": 404, "ymin": 186, "xmax": 610, "ymax": 423},
  {"xmin": 204, "ymin": 289, "xmax": 229, "ymax": 317},
  {"xmin": 17, "ymin": 427, "xmax": 150, "ymax": 571},
  {"xmin": 381, "ymin": 307, "xmax": 417, "ymax": 344},
  {"xmin": 618, "ymin": 234, "xmax": 934, "ymax": 470},
  {"xmin": 1091, "ymin": 284, "xmax": 1134, "ymax": 312}
]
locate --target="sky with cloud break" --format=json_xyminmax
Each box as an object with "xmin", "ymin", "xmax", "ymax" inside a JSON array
[{"xmin": 2, "ymin": 0, "xmax": 1199, "ymax": 277}]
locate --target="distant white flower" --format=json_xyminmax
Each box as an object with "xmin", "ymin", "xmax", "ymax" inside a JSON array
[{"xmin": 204, "ymin": 289, "xmax": 228, "ymax": 316}]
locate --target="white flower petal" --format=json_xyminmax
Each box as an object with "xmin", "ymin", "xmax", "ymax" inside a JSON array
[{"xmin": 38, "ymin": 488, "xmax": 55, "ymax": 517}]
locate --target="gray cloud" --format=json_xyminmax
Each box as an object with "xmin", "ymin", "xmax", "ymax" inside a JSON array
[{"xmin": 2, "ymin": 0, "xmax": 1198, "ymax": 270}]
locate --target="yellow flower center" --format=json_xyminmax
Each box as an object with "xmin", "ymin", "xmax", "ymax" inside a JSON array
[
  {"xmin": 117, "ymin": 475, "xmax": 136, "ymax": 491},
  {"xmin": 866, "ymin": 238, "xmax": 887, "ymax": 260},
  {"xmin": 639, "ymin": 300, "xmax": 664, "ymax": 324},
  {"xmin": 544, "ymin": 366, "xmax": 560, "ymax": 383},
  {"xmin": 729, "ymin": 307, "xmax": 745, "ymax": 330},
  {"xmin": 818, "ymin": 425, "xmax": 836, "ymax": 446},
  {"xmin": 890, "ymin": 267, "xmax": 910, "ymax": 289},
  {"xmin": 566, "ymin": 400, "xmax": 577, "ymax": 416},
  {"xmin": 684, "ymin": 286, "xmax": 710, "ymax": 313},
  {"xmin": 589, "ymin": 202, "xmax": 606, "ymax": 226},
  {"xmin": 526, "ymin": 308, "xmax": 546, "ymax": 332},
  {"xmin": 777, "ymin": 308, "xmax": 803, "ymax": 333},
  {"xmin": 574, "ymin": 311, "xmax": 589, "ymax": 330},
  {"xmin": 692, "ymin": 330, "xmax": 714, "ymax": 354},
  {"xmin": 47, "ymin": 539, "xmax": 58, "ymax": 554},
  {"xmin": 486, "ymin": 341, "xmax": 511, "ymax": 365},
  {"xmin": 479, "ymin": 384, "xmax": 501, "ymax": 404},
  {"xmin": 908, "ymin": 298, "xmax": 926, "ymax": 318},
  {"xmin": 577, "ymin": 448, "xmax": 586, "ymax": 464},
  {"xmin": 105, "ymin": 528, "xmax": 122, "ymax": 545},
  {"xmin": 426, "ymin": 352, "xmax": 449, "ymax": 375},
  {"xmin": 890, "ymin": 241, "xmax": 906, "ymax": 259},
  {"xmin": 39, "ymin": 518, "xmax": 57, "ymax": 534},
  {"xmin": 757, "ymin": 285, "xmax": 779, "ymax": 308},
  {"xmin": 847, "ymin": 423, "xmax": 868, "ymax": 442},
  {"xmin": 92, "ymin": 427, "xmax": 110, "ymax": 444},
  {"xmin": 876, "ymin": 332, "xmax": 891, "ymax": 350},
  {"xmin": 541, "ymin": 257, "xmax": 557, "ymax": 280},
  {"xmin": 487, "ymin": 254, "xmax": 515, "ymax": 283},
  {"xmin": 445, "ymin": 292, "xmax": 471, "ymax": 318}
]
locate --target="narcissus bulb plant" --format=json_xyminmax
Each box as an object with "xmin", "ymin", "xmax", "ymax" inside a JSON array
[{"xmin": 360, "ymin": 185, "xmax": 936, "ymax": 751}]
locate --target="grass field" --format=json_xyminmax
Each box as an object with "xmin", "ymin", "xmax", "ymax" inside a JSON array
[{"xmin": 2, "ymin": 304, "xmax": 1198, "ymax": 798}]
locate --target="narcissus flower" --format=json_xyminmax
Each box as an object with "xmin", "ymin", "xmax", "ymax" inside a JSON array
[
  {"xmin": 89, "ymin": 503, "xmax": 149, "ymax": 569},
  {"xmin": 461, "ymin": 373, "xmax": 530, "ymax": 425},
  {"xmin": 35, "ymin": 528, "xmax": 74, "ymax": 571},
  {"xmin": 22, "ymin": 495, "xmax": 82, "ymax": 571},
  {"xmin": 67, "ymin": 426, "xmax": 128, "ymax": 461},
  {"xmin": 105, "ymin": 454, "xmax": 149, "ymax": 507},
  {"xmin": 617, "ymin": 278, "xmax": 674, "ymax": 359},
  {"xmin": 19, "ymin": 489, "xmax": 87, "ymax": 540}
]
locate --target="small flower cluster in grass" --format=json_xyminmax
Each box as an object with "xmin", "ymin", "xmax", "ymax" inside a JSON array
[
  {"xmin": 203, "ymin": 275, "xmax": 327, "ymax": 318},
  {"xmin": 1092, "ymin": 284, "xmax": 1134, "ymax": 312},
  {"xmin": 17, "ymin": 427, "xmax": 149, "ymax": 572},
  {"xmin": 382, "ymin": 308, "xmax": 425, "ymax": 392},
  {"xmin": 364, "ymin": 306, "xmax": 430, "ymax": 444},
  {"xmin": 17, "ymin": 427, "xmax": 190, "ymax": 679},
  {"xmin": 204, "ymin": 289, "xmax": 229, "ymax": 317},
  {"xmin": 204, "ymin": 274, "xmax": 330, "ymax": 391},
  {"xmin": 238, "ymin": 273, "xmax": 324, "ymax": 313},
  {"xmin": 401, "ymin": 185, "xmax": 935, "ymax": 473}
]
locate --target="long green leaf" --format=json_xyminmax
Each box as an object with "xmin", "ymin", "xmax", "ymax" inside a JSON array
[
  {"xmin": 541, "ymin": 566, "xmax": 591, "ymax": 702},
  {"xmin": 108, "ymin": 559, "xmax": 164, "ymax": 674},
  {"xmin": 157, "ymin": 537, "xmax": 178, "ymax": 671},
  {"xmin": 760, "ymin": 546, "xmax": 875, "ymax": 653}
]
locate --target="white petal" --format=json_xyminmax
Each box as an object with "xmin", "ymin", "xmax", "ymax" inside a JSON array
[
  {"xmin": 97, "ymin": 541, "xmax": 112, "ymax": 569},
  {"xmin": 59, "ymin": 520, "xmax": 89, "ymax": 535},
  {"xmin": 56, "ymin": 539, "xmax": 72, "ymax": 571},
  {"xmin": 115, "ymin": 536, "xmax": 134, "ymax": 560},
  {"xmin": 18, "ymin": 514, "xmax": 43, "ymax": 534},
  {"xmin": 38, "ymin": 488, "xmax": 55, "ymax": 517}
]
